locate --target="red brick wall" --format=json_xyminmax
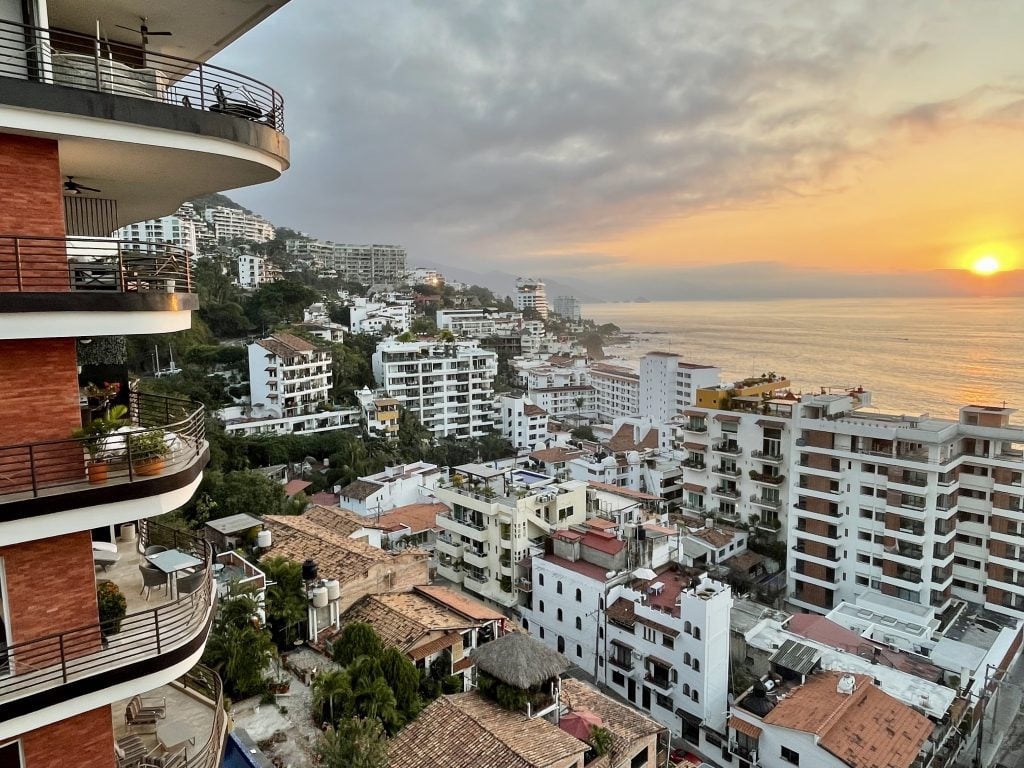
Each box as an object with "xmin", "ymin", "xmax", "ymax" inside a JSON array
[
  {"xmin": 0, "ymin": 339, "xmax": 84, "ymax": 492},
  {"xmin": 803, "ymin": 431, "xmax": 834, "ymax": 449},
  {"xmin": 21, "ymin": 706, "xmax": 114, "ymax": 768},
  {"xmin": 1, "ymin": 532, "xmax": 101, "ymax": 659},
  {"xmin": 0, "ymin": 134, "xmax": 67, "ymax": 292}
]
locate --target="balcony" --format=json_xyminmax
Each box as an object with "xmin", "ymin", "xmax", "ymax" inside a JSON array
[
  {"xmin": 0, "ymin": 236, "xmax": 198, "ymax": 338},
  {"xmin": 464, "ymin": 549, "xmax": 488, "ymax": 568},
  {"xmin": 712, "ymin": 441, "xmax": 742, "ymax": 456},
  {"xmin": 111, "ymin": 665, "xmax": 227, "ymax": 768},
  {"xmin": 0, "ymin": 392, "xmax": 208, "ymax": 543},
  {"xmin": 711, "ymin": 465, "xmax": 741, "ymax": 478},
  {"xmin": 682, "ymin": 423, "xmax": 708, "ymax": 434},
  {"xmin": 752, "ymin": 450, "xmax": 784, "ymax": 464},
  {"xmin": 712, "ymin": 486, "xmax": 741, "ymax": 500},
  {"xmin": 0, "ymin": 521, "xmax": 214, "ymax": 736},
  {"xmin": 435, "ymin": 535, "xmax": 465, "ymax": 559},
  {"xmin": 681, "ymin": 458, "xmax": 706, "ymax": 470},
  {"xmin": 0, "ymin": 18, "xmax": 288, "ymax": 226}
]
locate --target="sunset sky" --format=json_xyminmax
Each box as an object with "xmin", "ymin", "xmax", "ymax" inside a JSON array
[{"xmin": 219, "ymin": 1, "xmax": 1024, "ymax": 299}]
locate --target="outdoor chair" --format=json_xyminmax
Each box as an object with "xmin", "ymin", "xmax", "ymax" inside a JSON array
[
  {"xmin": 114, "ymin": 735, "xmax": 146, "ymax": 767},
  {"xmin": 94, "ymin": 550, "xmax": 121, "ymax": 571},
  {"xmin": 144, "ymin": 544, "xmax": 167, "ymax": 557},
  {"xmin": 139, "ymin": 563, "xmax": 167, "ymax": 600},
  {"xmin": 159, "ymin": 747, "xmax": 187, "ymax": 768},
  {"xmin": 176, "ymin": 569, "xmax": 205, "ymax": 603},
  {"xmin": 124, "ymin": 694, "xmax": 165, "ymax": 731}
]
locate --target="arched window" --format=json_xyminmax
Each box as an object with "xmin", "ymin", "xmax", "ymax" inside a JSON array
[
  {"xmin": 576, "ymin": 644, "xmax": 582, "ymax": 658},
  {"xmin": 557, "ymin": 581, "xmax": 563, "ymax": 594},
  {"xmin": 539, "ymin": 574, "xmax": 544, "ymax": 586},
  {"xmin": 684, "ymin": 621, "xmax": 692, "ymax": 634},
  {"xmin": 539, "ymin": 600, "xmax": 545, "ymax": 613},
  {"xmin": 574, "ymin": 588, "xmax": 581, "ymax": 602},
  {"xmin": 539, "ymin": 627, "xmax": 545, "ymax": 639},
  {"xmin": 557, "ymin": 636, "xmax": 565, "ymax": 653},
  {"xmin": 682, "ymin": 683, "xmax": 690, "ymax": 696},
  {"xmin": 692, "ymin": 690, "xmax": 700, "ymax": 703},
  {"xmin": 557, "ymin": 608, "xmax": 563, "ymax": 622},
  {"xmin": 599, "ymin": 596, "xmax": 604, "ymax": 610},
  {"xmin": 693, "ymin": 658, "xmax": 700, "ymax": 672},
  {"xmin": 684, "ymin": 652, "xmax": 691, "ymax": 665},
  {"xmin": 693, "ymin": 627, "xmax": 701, "ymax": 640},
  {"xmin": 575, "ymin": 617, "xmax": 582, "ymax": 630}
]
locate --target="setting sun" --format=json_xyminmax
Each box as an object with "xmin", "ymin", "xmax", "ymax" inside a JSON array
[{"xmin": 972, "ymin": 255, "xmax": 1001, "ymax": 276}]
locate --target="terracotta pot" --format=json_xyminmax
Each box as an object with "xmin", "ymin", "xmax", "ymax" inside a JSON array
[
  {"xmin": 88, "ymin": 460, "xmax": 109, "ymax": 484},
  {"xmin": 133, "ymin": 457, "xmax": 166, "ymax": 477}
]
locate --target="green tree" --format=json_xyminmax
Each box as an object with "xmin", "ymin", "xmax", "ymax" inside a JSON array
[
  {"xmin": 589, "ymin": 726, "xmax": 614, "ymax": 757},
  {"xmin": 260, "ymin": 556, "xmax": 308, "ymax": 646},
  {"xmin": 571, "ymin": 425, "xmax": 596, "ymax": 441},
  {"xmin": 312, "ymin": 668, "xmax": 352, "ymax": 726},
  {"xmin": 347, "ymin": 656, "xmax": 400, "ymax": 734},
  {"xmin": 314, "ymin": 717, "xmax": 389, "ymax": 768},
  {"xmin": 211, "ymin": 469, "xmax": 290, "ymax": 518},
  {"xmin": 409, "ymin": 316, "xmax": 437, "ymax": 335},
  {"xmin": 332, "ymin": 622, "xmax": 384, "ymax": 667},
  {"xmin": 380, "ymin": 647, "xmax": 423, "ymax": 725},
  {"xmin": 202, "ymin": 596, "xmax": 274, "ymax": 699},
  {"xmin": 331, "ymin": 343, "xmax": 375, "ymax": 404}
]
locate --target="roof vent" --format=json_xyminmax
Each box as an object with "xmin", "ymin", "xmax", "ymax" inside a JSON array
[{"xmin": 837, "ymin": 675, "xmax": 857, "ymax": 696}]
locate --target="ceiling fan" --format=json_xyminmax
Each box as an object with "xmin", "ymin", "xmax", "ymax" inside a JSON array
[
  {"xmin": 116, "ymin": 17, "xmax": 172, "ymax": 47},
  {"xmin": 63, "ymin": 176, "xmax": 101, "ymax": 195}
]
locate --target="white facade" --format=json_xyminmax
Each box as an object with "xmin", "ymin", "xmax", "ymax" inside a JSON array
[
  {"xmin": 338, "ymin": 462, "xmax": 442, "ymax": 517},
  {"xmin": 514, "ymin": 277, "xmax": 549, "ymax": 319},
  {"xmin": 433, "ymin": 467, "xmax": 588, "ymax": 608},
  {"xmin": 115, "ymin": 204, "xmax": 199, "ymax": 253},
  {"xmin": 203, "ymin": 205, "xmax": 275, "ymax": 243},
  {"xmin": 347, "ymin": 298, "xmax": 411, "ymax": 334},
  {"xmin": 218, "ymin": 403, "xmax": 359, "ymax": 436},
  {"xmin": 639, "ymin": 352, "xmax": 720, "ymax": 424},
  {"xmin": 437, "ymin": 308, "xmax": 523, "ymax": 338},
  {"xmin": 408, "ymin": 267, "xmax": 443, "ymax": 286},
  {"xmin": 590, "ymin": 362, "xmax": 640, "ymax": 422},
  {"xmin": 248, "ymin": 333, "xmax": 332, "ymax": 419},
  {"xmin": 355, "ymin": 387, "xmax": 401, "ymax": 438},
  {"xmin": 552, "ymin": 295, "xmax": 582, "ymax": 320},
  {"xmin": 373, "ymin": 338, "xmax": 498, "ymax": 438},
  {"xmin": 497, "ymin": 394, "xmax": 549, "ymax": 451},
  {"xmin": 237, "ymin": 253, "xmax": 280, "ymax": 288}
]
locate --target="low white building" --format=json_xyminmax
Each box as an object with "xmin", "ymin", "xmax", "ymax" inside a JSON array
[
  {"xmin": 497, "ymin": 394, "xmax": 548, "ymax": 451},
  {"xmin": 248, "ymin": 332, "xmax": 332, "ymax": 419},
  {"xmin": 373, "ymin": 338, "xmax": 497, "ymax": 438},
  {"xmin": 337, "ymin": 462, "xmax": 442, "ymax": 517},
  {"xmin": 347, "ymin": 297, "xmax": 412, "ymax": 334},
  {"xmin": 218, "ymin": 403, "xmax": 360, "ymax": 436},
  {"xmin": 437, "ymin": 308, "xmax": 523, "ymax": 338}
]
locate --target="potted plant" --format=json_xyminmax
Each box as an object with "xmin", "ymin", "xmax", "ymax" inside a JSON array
[
  {"xmin": 128, "ymin": 429, "xmax": 170, "ymax": 476},
  {"xmin": 97, "ymin": 581, "xmax": 127, "ymax": 638},
  {"xmin": 72, "ymin": 404, "xmax": 128, "ymax": 484}
]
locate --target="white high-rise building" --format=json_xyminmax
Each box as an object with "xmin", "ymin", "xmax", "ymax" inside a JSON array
[
  {"xmin": 514, "ymin": 277, "xmax": 549, "ymax": 319},
  {"xmin": 373, "ymin": 338, "xmax": 498, "ymax": 438},
  {"xmin": 248, "ymin": 332, "xmax": 332, "ymax": 419},
  {"xmin": 115, "ymin": 203, "xmax": 200, "ymax": 253},
  {"xmin": 202, "ymin": 205, "xmax": 275, "ymax": 244},
  {"xmin": 552, "ymin": 295, "xmax": 581, "ymax": 320},
  {"xmin": 589, "ymin": 362, "xmax": 640, "ymax": 422},
  {"xmin": 237, "ymin": 253, "xmax": 280, "ymax": 288},
  {"xmin": 497, "ymin": 394, "xmax": 549, "ymax": 450},
  {"xmin": 639, "ymin": 352, "xmax": 720, "ymax": 424},
  {"xmin": 437, "ymin": 308, "xmax": 523, "ymax": 338}
]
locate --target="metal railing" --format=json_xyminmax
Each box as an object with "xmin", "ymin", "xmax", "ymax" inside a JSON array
[
  {"xmin": 0, "ymin": 234, "xmax": 192, "ymax": 294},
  {"xmin": 0, "ymin": 392, "xmax": 205, "ymax": 502},
  {"xmin": 137, "ymin": 665, "xmax": 227, "ymax": 768},
  {"xmin": 0, "ymin": 18, "xmax": 284, "ymax": 131},
  {"xmin": 0, "ymin": 520, "xmax": 212, "ymax": 706}
]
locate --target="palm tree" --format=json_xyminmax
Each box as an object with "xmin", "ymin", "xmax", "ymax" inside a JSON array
[{"xmin": 312, "ymin": 668, "xmax": 352, "ymax": 726}]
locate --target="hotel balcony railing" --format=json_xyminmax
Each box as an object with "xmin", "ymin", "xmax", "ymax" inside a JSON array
[
  {"xmin": 0, "ymin": 19, "xmax": 284, "ymax": 131},
  {"xmin": 0, "ymin": 391, "xmax": 205, "ymax": 508},
  {"xmin": 0, "ymin": 520, "xmax": 213, "ymax": 718},
  {"xmin": 131, "ymin": 665, "xmax": 227, "ymax": 768},
  {"xmin": 0, "ymin": 235, "xmax": 192, "ymax": 295},
  {"xmin": 751, "ymin": 450, "xmax": 784, "ymax": 464}
]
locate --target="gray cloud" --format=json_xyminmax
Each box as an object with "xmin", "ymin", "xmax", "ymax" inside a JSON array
[{"xmin": 215, "ymin": 1, "xmax": 1024, "ymax": 290}]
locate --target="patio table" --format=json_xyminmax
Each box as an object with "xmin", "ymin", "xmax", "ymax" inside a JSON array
[
  {"xmin": 146, "ymin": 549, "xmax": 202, "ymax": 599},
  {"xmin": 157, "ymin": 718, "xmax": 195, "ymax": 753}
]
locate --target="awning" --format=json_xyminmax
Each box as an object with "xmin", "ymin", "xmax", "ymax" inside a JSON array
[
  {"xmin": 682, "ymin": 409, "xmax": 706, "ymax": 418},
  {"xmin": 729, "ymin": 716, "xmax": 763, "ymax": 739},
  {"xmin": 757, "ymin": 419, "xmax": 785, "ymax": 429},
  {"xmin": 682, "ymin": 442, "xmax": 707, "ymax": 451},
  {"xmin": 682, "ymin": 483, "xmax": 706, "ymax": 493},
  {"xmin": 676, "ymin": 709, "xmax": 703, "ymax": 726},
  {"xmin": 646, "ymin": 654, "xmax": 673, "ymax": 668},
  {"xmin": 715, "ymin": 414, "xmax": 741, "ymax": 423}
]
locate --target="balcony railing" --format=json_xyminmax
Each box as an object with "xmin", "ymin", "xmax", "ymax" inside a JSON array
[
  {"xmin": 0, "ymin": 392, "xmax": 205, "ymax": 505},
  {"xmin": 136, "ymin": 665, "xmax": 227, "ymax": 768},
  {"xmin": 0, "ymin": 520, "xmax": 213, "ymax": 713},
  {"xmin": 0, "ymin": 19, "xmax": 284, "ymax": 131},
  {"xmin": 0, "ymin": 235, "xmax": 192, "ymax": 295}
]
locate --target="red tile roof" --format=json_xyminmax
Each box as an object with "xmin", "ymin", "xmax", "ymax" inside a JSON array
[
  {"xmin": 372, "ymin": 502, "xmax": 446, "ymax": 534},
  {"xmin": 283, "ymin": 479, "xmax": 311, "ymax": 497},
  {"xmin": 543, "ymin": 554, "xmax": 612, "ymax": 582},
  {"xmin": 587, "ymin": 481, "xmax": 661, "ymax": 501},
  {"xmin": 582, "ymin": 530, "xmax": 625, "ymax": 555},
  {"xmin": 414, "ymin": 585, "xmax": 507, "ymax": 622},
  {"xmin": 585, "ymin": 518, "xmax": 618, "ymax": 531}
]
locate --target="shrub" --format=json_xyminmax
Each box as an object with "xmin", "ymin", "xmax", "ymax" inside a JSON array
[{"xmin": 97, "ymin": 582, "xmax": 127, "ymax": 637}]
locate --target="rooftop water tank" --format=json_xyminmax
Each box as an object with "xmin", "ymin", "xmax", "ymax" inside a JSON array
[{"xmin": 311, "ymin": 586, "xmax": 329, "ymax": 608}]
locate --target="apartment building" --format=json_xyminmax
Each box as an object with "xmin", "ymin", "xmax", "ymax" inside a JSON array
[
  {"xmin": 285, "ymin": 237, "xmax": 335, "ymax": 267},
  {"xmin": 248, "ymin": 333, "xmax": 332, "ymax": 420},
  {"xmin": 202, "ymin": 205, "xmax": 275, "ymax": 244},
  {"xmin": 433, "ymin": 465, "xmax": 588, "ymax": 608},
  {"xmin": 514, "ymin": 277, "xmax": 549, "ymax": 318},
  {"xmin": 674, "ymin": 376, "xmax": 795, "ymax": 538},
  {"xmin": 589, "ymin": 361, "xmax": 640, "ymax": 421},
  {"xmin": 551, "ymin": 295, "xmax": 581, "ymax": 320},
  {"xmin": 355, "ymin": 387, "xmax": 401, "ymax": 438},
  {"xmin": 0, "ymin": 1, "xmax": 290, "ymax": 765},
  {"xmin": 639, "ymin": 352, "xmax": 720, "ymax": 423},
  {"xmin": 372, "ymin": 338, "xmax": 498, "ymax": 438},
  {"xmin": 337, "ymin": 461, "xmax": 441, "ymax": 517},
  {"xmin": 347, "ymin": 296, "xmax": 411, "ymax": 333},
  {"xmin": 217, "ymin": 403, "xmax": 359, "ymax": 436},
  {"xmin": 333, "ymin": 244, "xmax": 407, "ymax": 284},
  {"xmin": 114, "ymin": 202, "xmax": 201, "ymax": 254},
  {"xmin": 787, "ymin": 394, "xmax": 1024, "ymax": 621},
  {"xmin": 237, "ymin": 252, "xmax": 281, "ymax": 288},
  {"xmin": 436, "ymin": 308, "xmax": 523, "ymax": 338},
  {"xmin": 517, "ymin": 525, "xmax": 732, "ymax": 753},
  {"xmin": 497, "ymin": 394, "xmax": 549, "ymax": 450},
  {"xmin": 408, "ymin": 267, "xmax": 444, "ymax": 286}
]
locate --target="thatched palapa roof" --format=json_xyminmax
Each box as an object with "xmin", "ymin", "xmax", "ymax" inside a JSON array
[{"xmin": 471, "ymin": 632, "xmax": 570, "ymax": 689}]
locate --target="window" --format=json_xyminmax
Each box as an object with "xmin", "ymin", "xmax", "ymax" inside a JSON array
[
  {"xmin": 682, "ymin": 683, "xmax": 690, "ymax": 695},
  {"xmin": 557, "ymin": 636, "xmax": 565, "ymax": 653},
  {"xmin": 612, "ymin": 670, "xmax": 624, "ymax": 686},
  {"xmin": 576, "ymin": 644, "xmax": 582, "ymax": 658},
  {"xmin": 643, "ymin": 625, "xmax": 656, "ymax": 642},
  {"xmin": 656, "ymin": 692, "xmax": 672, "ymax": 709},
  {"xmin": 557, "ymin": 608, "xmax": 563, "ymax": 622},
  {"xmin": 693, "ymin": 627, "xmax": 701, "ymax": 640},
  {"xmin": 539, "ymin": 574, "xmax": 544, "ymax": 586},
  {"xmin": 662, "ymin": 635, "xmax": 674, "ymax": 649},
  {"xmin": 575, "ymin": 617, "xmax": 582, "ymax": 630},
  {"xmin": 684, "ymin": 652, "xmax": 691, "ymax": 665},
  {"xmin": 598, "ymin": 627, "xmax": 604, "ymax": 639},
  {"xmin": 575, "ymin": 588, "xmax": 582, "ymax": 602},
  {"xmin": 0, "ymin": 742, "xmax": 21, "ymax": 768},
  {"xmin": 557, "ymin": 581, "xmax": 563, "ymax": 594},
  {"xmin": 539, "ymin": 627, "xmax": 545, "ymax": 639},
  {"xmin": 691, "ymin": 689, "xmax": 699, "ymax": 702},
  {"xmin": 684, "ymin": 621, "xmax": 692, "ymax": 634},
  {"xmin": 692, "ymin": 658, "xmax": 700, "ymax": 672},
  {"xmin": 539, "ymin": 600, "xmax": 545, "ymax": 613}
]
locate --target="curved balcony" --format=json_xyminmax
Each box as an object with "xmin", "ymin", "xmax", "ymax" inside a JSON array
[
  {"xmin": 0, "ymin": 392, "xmax": 208, "ymax": 544},
  {"xmin": 0, "ymin": 521, "xmax": 215, "ymax": 739},
  {"xmin": 0, "ymin": 235, "xmax": 197, "ymax": 338},
  {"xmin": 0, "ymin": 19, "xmax": 289, "ymax": 226}
]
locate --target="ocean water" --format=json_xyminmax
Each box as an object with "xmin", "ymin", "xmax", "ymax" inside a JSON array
[{"xmin": 584, "ymin": 297, "xmax": 1024, "ymax": 419}]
